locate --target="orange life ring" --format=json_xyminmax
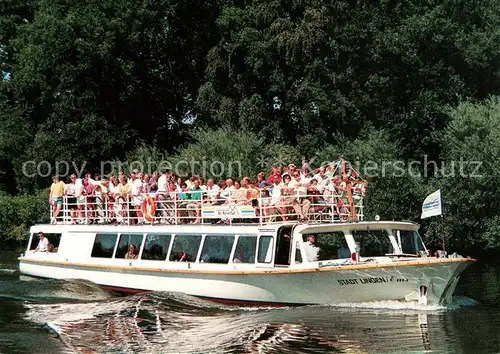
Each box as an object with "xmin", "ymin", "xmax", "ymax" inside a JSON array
[{"xmin": 141, "ymin": 195, "xmax": 156, "ymax": 223}]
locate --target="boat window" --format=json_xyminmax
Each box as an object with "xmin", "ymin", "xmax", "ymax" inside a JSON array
[
  {"xmin": 352, "ymin": 229, "xmax": 391, "ymax": 257},
  {"xmin": 169, "ymin": 235, "xmax": 202, "ymax": 262},
  {"xmin": 233, "ymin": 235, "xmax": 257, "ymax": 263},
  {"xmin": 200, "ymin": 235, "xmax": 235, "ymax": 264},
  {"xmin": 395, "ymin": 230, "xmax": 425, "ymax": 254},
  {"xmin": 302, "ymin": 232, "xmax": 348, "ymax": 261},
  {"xmin": 115, "ymin": 234, "xmax": 144, "ymax": 259},
  {"xmin": 29, "ymin": 234, "xmax": 37, "ymax": 251},
  {"xmin": 29, "ymin": 233, "xmax": 62, "ymax": 253},
  {"xmin": 142, "ymin": 234, "xmax": 171, "ymax": 261},
  {"xmin": 257, "ymin": 236, "xmax": 274, "ymax": 263},
  {"xmin": 91, "ymin": 233, "xmax": 118, "ymax": 258},
  {"xmin": 295, "ymin": 241, "xmax": 302, "ymax": 263}
]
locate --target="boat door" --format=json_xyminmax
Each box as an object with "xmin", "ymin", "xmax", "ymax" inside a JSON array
[
  {"xmin": 256, "ymin": 231, "xmax": 276, "ymax": 266},
  {"xmin": 274, "ymin": 225, "xmax": 294, "ymax": 266}
]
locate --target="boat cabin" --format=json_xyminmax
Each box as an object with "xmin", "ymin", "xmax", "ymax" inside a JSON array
[{"xmin": 24, "ymin": 221, "xmax": 427, "ymax": 270}]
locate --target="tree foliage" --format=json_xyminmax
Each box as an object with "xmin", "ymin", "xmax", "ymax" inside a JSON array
[
  {"xmin": 119, "ymin": 126, "xmax": 303, "ymax": 181},
  {"xmin": 0, "ymin": 190, "xmax": 48, "ymax": 243},
  {"xmin": 1, "ymin": 0, "xmax": 218, "ymax": 192},
  {"xmin": 197, "ymin": 0, "xmax": 500, "ymax": 158},
  {"xmin": 424, "ymin": 97, "xmax": 500, "ymax": 251}
]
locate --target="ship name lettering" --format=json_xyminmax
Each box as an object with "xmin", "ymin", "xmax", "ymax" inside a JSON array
[
  {"xmin": 337, "ymin": 279, "xmax": 359, "ymax": 285},
  {"xmin": 337, "ymin": 276, "xmax": 408, "ymax": 286},
  {"xmin": 359, "ymin": 277, "xmax": 388, "ymax": 284}
]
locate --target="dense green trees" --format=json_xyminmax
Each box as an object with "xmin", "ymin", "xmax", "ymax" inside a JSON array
[
  {"xmin": 197, "ymin": 0, "xmax": 500, "ymax": 157},
  {"xmin": 426, "ymin": 97, "xmax": 500, "ymax": 252},
  {"xmin": 1, "ymin": 0, "xmax": 219, "ymax": 192},
  {"xmin": 1, "ymin": 0, "xmax": 500, "ymax": 252}
]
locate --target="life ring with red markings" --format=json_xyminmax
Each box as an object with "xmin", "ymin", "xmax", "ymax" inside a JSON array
[{"xmin": 141, "ymin": 195, "xmax": 156, "ymax": 223}]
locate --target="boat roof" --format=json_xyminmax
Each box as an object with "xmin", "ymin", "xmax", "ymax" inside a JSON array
[{"xmin": 29, "ymin": 221, "xmax": 419, "ymax": 235}]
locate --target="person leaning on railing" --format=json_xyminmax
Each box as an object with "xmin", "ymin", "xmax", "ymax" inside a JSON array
[
  {"xmin": 82, "ymin": 175, "xmax": 96, "ymax": 223},
  {"xmin": 256, "ymin": 172, "xmax": 271, "ymax": 189},
  {"xmin": 177, "ymin": 183, "xmax": 190, "ymax": 223},
  {"xmin": 156, "ymin": 170, "xmax": 169, "ymax": 220},
  {"xmin": 280, "ymin": 174, "xmax": 294, "ymax": 221},
  {"xmin": 187, "ymin": 179, "xmax": 203, "ymax": 223},
  {"xmin": 106, "ymin": 176, "xmax": 119, "ymax": 223},
  {"xmin": 307, "ymin": 178, "xmax": 326, "ymax": 216},
  {"xmin": 247, "ymin": 180, "xmax": 260, "ymax": 205},
  {"xmin": 264, "ymin": 174, "xmax": 282, "ymax": 221},
  {"xmin": 322, "ymin": 176, "xmax": 351, "ymax": 220},
  {"xmin": 158, "ymin": 182, "xmax": 178, "ymax": 224},
  {"xmin": 130, "ymin": 172, "xmax": 144, "ymax": 224},
  {"xmin": 115, "ymin": 175, "xmax": 131, "ymax": 224},
  {"xmin": 49, "ymin": 175, "xmax": 65, "ymax": 224},
  {"xmin": 95, "ymin": 181, "xmax": 111, "ymax": 224},
  {"xmin": 289, "ymin": 171, "xmax": 311, "ymax": 222},
  {"xmin": 312, "ymin": 167, "xmax": 329, "ymax": 193},
  {"xmin": 257, "ymin": 188, "xmax": 271, "ymax": 221},
  {"xmin": 65, "ymin": 174, "xmax": 78, "ymax": 224},
  {"xmin": 231, "ymin": 180, "xmax": 248, "ymax": 205},
  {"xmin": 74, "ymin": 178, "xmax": 85, "ymax": 223},
  {"xmin": 99, "ymin": 178, "xmax": 111, "ymax": 223},
  {"xmin": 149, "ymin": 171, "xmax": 159, "ymax": 193},
  {"xmin": 204, "ymin": 179, "xmax": 221, "ymax": 206},
  {"xmin": 220, "ymin": 179, "xmax": 234, "ymax": 204}
]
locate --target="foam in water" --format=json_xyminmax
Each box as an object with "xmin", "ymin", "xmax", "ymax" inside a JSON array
[
  {"xmin": 148, "ymin": 291, "xmax": 290, "ymax": 313},
  {"xmin": 325, "ymin": 295, "xmax": 479, "ymax": 312},
  {"xmin": 0, "ymin": 268, "xmax": 17, "ymax": 274},
  {"xmin": 147, "ymin": 291, "xmax": 479, "ymax": 313}
]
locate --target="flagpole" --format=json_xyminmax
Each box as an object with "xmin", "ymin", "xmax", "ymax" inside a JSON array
[
  {"xmin": 441, "ymin": 214, "xmax": 445, "ymax": 254},
  {"xmin": 420, "ymin": 189, "xmax": 444, "ymax": 255}
]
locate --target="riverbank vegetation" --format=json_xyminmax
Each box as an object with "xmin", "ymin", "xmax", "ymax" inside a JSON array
[{"xmin": 1, "ymin": 0, "xmax": 500, "ymax": 254}]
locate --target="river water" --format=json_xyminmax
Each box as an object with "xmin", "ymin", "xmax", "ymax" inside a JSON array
[{"xmin": 1, "ymin": 249, "xmax": 499, "ymax": 354}]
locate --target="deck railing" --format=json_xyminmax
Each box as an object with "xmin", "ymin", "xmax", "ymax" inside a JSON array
[{"xmin": 51, "ymin": 189, "xmax": 364, "ymax": 226}]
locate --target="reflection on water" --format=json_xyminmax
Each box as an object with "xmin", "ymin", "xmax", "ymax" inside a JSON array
[
  {"xmin": 1, "ymin": 250, "xmax": 500, "ymax": 354},
  {"xmin": 23, "ymin": 293, "xmax": 499, "ymax": 354},
  {"xmin": 25, "ymin": 293, "xmax": 358, "ymax": 353}
]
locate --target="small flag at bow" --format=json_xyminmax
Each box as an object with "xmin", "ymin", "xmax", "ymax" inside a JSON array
[{"xmin": 421, "ymin": 189, "xmax": 442, "ymax": 219}]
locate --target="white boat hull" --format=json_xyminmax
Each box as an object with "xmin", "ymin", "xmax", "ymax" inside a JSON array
[{"xmin": 19, "ymin": 257, "xmax": 473, "ymax": 305}]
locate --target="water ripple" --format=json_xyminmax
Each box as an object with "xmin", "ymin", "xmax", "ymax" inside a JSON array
[
  {"xmin": 20, "ymin": 290, "xmax": 489, "ymax": 354},
  {"xmin": 2, "ymin": 256, "xmax": 500, "ymax": 354}
]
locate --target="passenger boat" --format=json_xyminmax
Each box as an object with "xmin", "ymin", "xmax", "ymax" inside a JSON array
[{"xmin": 18, "ymin": 162, "xmax": 475, "ymax": 306}]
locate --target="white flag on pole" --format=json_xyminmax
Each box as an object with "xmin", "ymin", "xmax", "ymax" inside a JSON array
[{"xmin": 421, "ymin": 189, "xmax": 442, "ymax": 219}]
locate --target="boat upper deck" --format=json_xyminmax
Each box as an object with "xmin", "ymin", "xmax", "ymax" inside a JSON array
[{"xmin": 51, "ymin": 188, "xmax": 365, "ymax": 227}]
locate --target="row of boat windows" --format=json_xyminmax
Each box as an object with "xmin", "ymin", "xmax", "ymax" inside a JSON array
[
  {"xmin": 91, "ymin": 233, "xmax": 273, "ymax": 264},
  {"xmin": 28, "ymin": 229, "xmax": 424, "ymax": 262}
]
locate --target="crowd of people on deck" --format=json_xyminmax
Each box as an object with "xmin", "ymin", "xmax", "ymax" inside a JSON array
[{"xmin": 48, "ymin": 162, "xmax": 366, "ymax": 225}]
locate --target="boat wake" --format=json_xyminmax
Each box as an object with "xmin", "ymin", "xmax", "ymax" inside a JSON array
[
  {"xmin": 22, "ymin": 290, "xmax": 358, "ymax": 353},
  {"xmin": 0, "ymin": 268, "xmax": 18, "ymax": 274},
  {"xmin": 19, "ymin": 282, "xmax": 481, "ymax": 354},
  {"xmin": 1, "ymin": 278, "xmax": 113, "ymax": 303},
  {"xmin": 324, "ymin": 295, "xmax": 479, "ymax": 313}
]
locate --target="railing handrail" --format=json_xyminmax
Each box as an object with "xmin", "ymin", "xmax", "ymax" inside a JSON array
[{"xmin": 51, "ymin": 187, "xmax": 364, "ymax": 226}]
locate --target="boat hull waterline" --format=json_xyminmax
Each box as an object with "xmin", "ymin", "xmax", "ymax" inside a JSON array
[{"xmin": 19, "ymin": 257, "xmax": 473, "ymax": 306}]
